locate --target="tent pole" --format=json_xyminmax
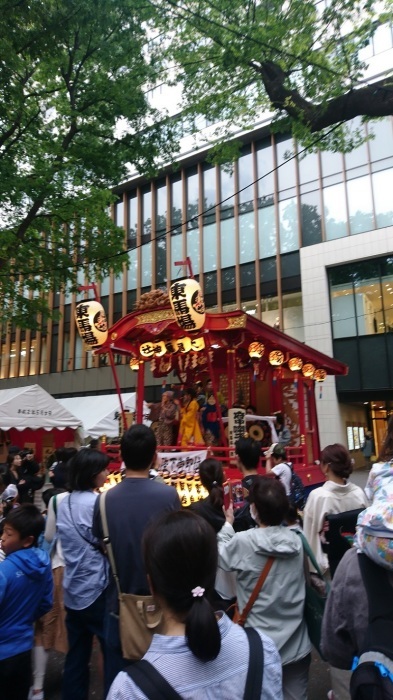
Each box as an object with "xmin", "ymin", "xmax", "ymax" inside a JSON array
[{"xmin": 108, "ymin": 348, "xmax": 128, "ymax": 433}]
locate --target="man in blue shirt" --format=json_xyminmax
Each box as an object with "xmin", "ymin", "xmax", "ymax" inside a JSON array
[{"xmin": 93, "ymin": 424, "xmax": 181, "ymax": 694}]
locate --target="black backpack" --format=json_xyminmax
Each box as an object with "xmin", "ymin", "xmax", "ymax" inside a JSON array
[
  {"xmin": 350, "ymin": 554, "xmax": 393, "ymax": 700},
  {"xmin": 289, "ymin": 465, "xmax": 307, "ymax": 511}
]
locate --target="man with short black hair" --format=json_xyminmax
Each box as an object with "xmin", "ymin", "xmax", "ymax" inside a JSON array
[
  {"xmin": 233, "ymin": 437, "xmax": 263, "ymax": 532},
  {"xmin": 93, "ymin": 424, "xmax": 180, "ymax": 693}
]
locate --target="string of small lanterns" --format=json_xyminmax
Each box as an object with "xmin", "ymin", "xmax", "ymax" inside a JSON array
[{"xmin": 247, "ymin": 343, "xmax": 327, "ymax": 382}]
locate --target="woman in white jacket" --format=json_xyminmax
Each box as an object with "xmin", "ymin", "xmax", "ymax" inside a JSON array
[
  {"xmin": 303, "ymin": 443, "xmax": 367, "ymax": 574},
  {"xmin": 218, "ymin": 478, "xmax": 311, "ymax": 700}
]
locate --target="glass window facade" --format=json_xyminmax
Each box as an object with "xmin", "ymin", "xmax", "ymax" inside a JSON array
[{"xmin": 329, "ymin": 257, "xmax": 393, "ymax": 339}]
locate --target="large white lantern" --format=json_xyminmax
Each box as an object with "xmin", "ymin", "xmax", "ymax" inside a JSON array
[
  {"xmin": 169, "ymin": 279, "xmax": 205, "ymax": 332},
  {"xmin": 74, "ymin": 300, "xmax": 108, "ymax": 348}
]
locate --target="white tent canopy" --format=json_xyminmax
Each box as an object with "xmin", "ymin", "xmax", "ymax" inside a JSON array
[
  {"xmin": 0, "ymin": 384, "xmax": 82, "ymax": 431},
  {"xmin": 57, "ymin": 393, "xmax": 150, "ymax": 440}
]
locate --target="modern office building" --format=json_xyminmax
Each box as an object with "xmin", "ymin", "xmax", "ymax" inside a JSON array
[{"xmin": 1, "ymin": 24, "xmax": 393, "ymax": 457}]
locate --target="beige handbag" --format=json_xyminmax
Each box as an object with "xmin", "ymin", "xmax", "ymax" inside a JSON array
[{"xmin": 99, "ymin": 490, "xmax": 162, "ymax": 660}]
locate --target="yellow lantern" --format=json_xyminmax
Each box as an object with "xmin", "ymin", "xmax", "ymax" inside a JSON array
[
  {"xmin": 153, "ymin": 341, "xmax": 166, "ymax": 357},
  {"xmin": 164, "ymin": 339, "xmax": 179, "ymax": 354},
  {"xmin": 269, "ymin": 350, "xmax": 284, "ymax": 366},
  {"xmin": 169, "ymin": 279, "xmax": 206, "ymax": 331},
  {"xmin": 314, "ymin": 368, "xmax": 327, "ymax": 382},
  {"xmin": 190, "ymin": 337, "xmax": 205, "ymax": 352},
  {"xmin": 302, "ymin": 363, "xmax": 315, "ymax": 378},
  {"xmin": 177, "ymin": 336, "xmax": 192, "ymax": 353},
  {"xmin": 129, "ymin": 358, "xmax": 139, "ymax": 371},
  {"xmin": 288, "ymin": 357, "xmax": 303, "ymax": 372},
  {"xmin": 248, "ymin": 342, "xmax": 265, "ymax": 359},
  {"xmin": 140, "ymin": 342, "xmax": 155, "ymax": 358},
  {"xmin": 74, "ymin": 300, "xmax": 108, "ymax": 348}
]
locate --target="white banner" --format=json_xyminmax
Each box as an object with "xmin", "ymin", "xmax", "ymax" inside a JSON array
[{"xmin": 157, "ymin": 449, "xmax": 208, "ymax": 474}]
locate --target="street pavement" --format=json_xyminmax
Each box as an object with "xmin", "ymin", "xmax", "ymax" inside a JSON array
[{"xmin": 44, "ymin": 468, "xmax": 370, "ymax": 700}]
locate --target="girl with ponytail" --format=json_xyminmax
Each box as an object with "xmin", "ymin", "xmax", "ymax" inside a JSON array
[
  {"xmin": 107, "ymin": 510, "xmax": 282, "ymax": 699},
  {"xmin": 189, "ymin": 458, "xmax": 225, "ymax": 533}
]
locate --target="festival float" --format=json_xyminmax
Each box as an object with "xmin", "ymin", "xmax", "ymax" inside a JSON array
[{"xmin": 74, "ymin": 265, "xmax": 348, "ymax": 502}]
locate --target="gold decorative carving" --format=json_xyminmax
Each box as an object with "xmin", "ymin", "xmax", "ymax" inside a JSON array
[
  {"xmin": 227, "ymin": 317, "xmax": 247, "ymax": 329},
  {"xmin": 110, "ymin": 332, "xmax": 118, "ymax": 340},
  {"xmin": 136, "ymin": 310, "xmax": 176, "ymax": 325}
]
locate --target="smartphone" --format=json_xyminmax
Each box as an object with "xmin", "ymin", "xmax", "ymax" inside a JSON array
[
  {"xmin": 223, "ymin": 480, "xmax": 231, "ymax": 510},
  {"xmin": 231, "ymin": 480, "xmax": 246, "ymax": 509}
]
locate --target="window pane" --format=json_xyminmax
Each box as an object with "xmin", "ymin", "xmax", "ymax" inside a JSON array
[
  {"xmin": 368, "ymin": 118, "xmax": 393, "ymax": 162},
  {"xmin": 171, "ymin": 235, "xmax": 182, "ymax": 279},
  {"xmin": 115, "ymin": 201, "xmax": 124, "ymax": 227},
  {"xmin": 373, "ymin": 23, "xmax": 393, "ymax": 53},
  {"xmin": 279, "ymin": 198, "xmax": 298, "ymax": 253},
  {"xmin": 203, "ymin": 223, "xmax": 217, "ymax": 272},
  {"xmin": 239, "ymin": 211, "xmax": 255, "ymax": 264},
  {"xmin": 381, "ymin": 257, "xmax": 393, "ymax": 331},
  {"xmin": 330, "ymin": 276, "xmax": 357, "ymax": 339},
  {"xmin": 372, "ymin": 169, "xmax": 393, "ymax": 228},
  {"xmin": 187, "ymin": 228, "xmax": 199, "ymax": 275},
  {"xmin": 222, "ymin": 266, "xmax": 236, "ymax": 291},
  {"xmin": 220, "ymin": 167, "xmax": 235, "ymax": 219},
  {"xmin": 142, "ymin": 187, "xmax": 152, "ymax": 240},
  {"xmin": 141, "ymin": 242, "xmax": 152, "ymax": 287},
  {"xmin": 283, "ymin": 291, "xmax": 304, "ymax": 342},
  {"xmin": 276, "ymin": 136, "xmax": 296, "ymax": 192},
  {"xmin": 114, "ymin": 270, "xmax": 123, "ymax": 293},
  {"xmin": 258, "ymin": 205, "xmax": 276, "ymax": 259},
  {"xmin": 347, "ymin": 176, "xmax": 374, "ymax": 235},
  {"xmin": 321, "ymin": 150, "xmax": 343, "ymax": 178},
  {"xmin": 74, "ymin": 336, "xmax": 82, "ymax": 370},
  {"xmin": 261, "ymin": 294, "xmax": 279, "ymax": 328},
  {"xmin": 156, "ymin": 181, "xmax": 167, "ymax": 237},
  {"xmin": 344, "ymin": 119, "xmax": 368, "ymax": 170},
  {"xmin": 186, "ymin": 168, "xmax": 199, "ymax": 229},
  {"xmin": 352, "ymin": 260, "xmax": 383, "ymax": 335},
  {"xmin": 238, "ymin": 149, "xmax": 254, "ymax": 211},
  {"xmin": 203, "ymin": 164, "xmax": 216, "ymax": 225},
  {"xmin": 171, "ymin": 176, "xmax": 182, "ymax": 234},
  {"xmin": 256, "ymin": 139, "xmax": 274, "ymax": 203},
  {"xmin": 298, "ymin": 150, "xmax": 319, "ymax": 185},
  {"xmin": 128, "ymin": 193, "xmax": 138, "ymax": 247},
  {"xmin": 221, "ymin": 218, "xmax": 235, "ymax": 268},
  {"xmin": 301, "ymin": 191, "xmax": 322, "ymax": 246},
  {"xmin": 156, "ymin": 237, "xmax": 167, "ymax": 285},
  {"xmin": 324, "ymin": 183, "xmax": 347, "ymax": 240},
  {"xmin": 127, "ymin": 249, "xmax": 137, "ymax": 289}
]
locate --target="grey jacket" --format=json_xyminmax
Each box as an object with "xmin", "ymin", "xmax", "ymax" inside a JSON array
[{"xmin": 217, "ymin": 523, "xmax": 311, "ymax": 665}]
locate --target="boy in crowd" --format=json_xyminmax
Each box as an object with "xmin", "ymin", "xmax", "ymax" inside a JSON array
[{"xmin": 0, "ymin": 504, "xmax": 53, "ymax": 700}]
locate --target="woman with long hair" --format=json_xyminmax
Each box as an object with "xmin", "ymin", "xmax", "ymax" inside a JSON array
[
  {"xmin": 56, "ymin": 449, "xmax": 110, "ymax": 700},
  {"xmin": 189, "ymin": 458, "xmax": 225, "ymax": 533},
  {"xmin": 303, "ymin": 443, "xmax": 367, "ymax": 574},
  {"xmin": 107, "ymin": 510, "xmax": 282, "ymax": 699}
]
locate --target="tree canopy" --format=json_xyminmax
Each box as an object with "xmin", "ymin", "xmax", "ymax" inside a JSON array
[
  {"xmin": 158, "ymin": 0, "xmax": 393, "ymax": 155},
  {"xmin": 0, "ymin": 0, "xmax": 177, "ymax": 328}
]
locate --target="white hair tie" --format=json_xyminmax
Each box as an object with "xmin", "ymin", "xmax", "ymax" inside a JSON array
[{"xmin": 191, "ymin": 586, "xmax": 205, "ymax": 598}]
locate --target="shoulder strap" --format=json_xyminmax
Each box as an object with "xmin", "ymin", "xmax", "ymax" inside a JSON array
[
  {"xmin": 99, "ymin": 490, "xmax": 122, "ymax": 597},
  {"xmin": 53, "ymin": 494, "xmax": 57, "ymax": 517},
  {"xmin": 237, "ymin": 556, "xmax": 275, "ymax": 626},
  {"xmin": 125, "ymin": 660, "xmax": 183, "ymax": 700},
  {"xmin": 244, "ymin": 627, "xmax": 264, "ymax": 700},
  {"xmin": 296, "ymin": 530, "xmax": 325, "ymax": 579}
]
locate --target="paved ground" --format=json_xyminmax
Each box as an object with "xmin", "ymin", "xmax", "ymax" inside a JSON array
[{"xmin": 44, "ymin": 468, "xmax": 370, "ymax": 699}]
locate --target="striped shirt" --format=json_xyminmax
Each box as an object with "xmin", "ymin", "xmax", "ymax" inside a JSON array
[{"xmin": 107, "ymin": 613, "xmax": 282, "ymax": 700}]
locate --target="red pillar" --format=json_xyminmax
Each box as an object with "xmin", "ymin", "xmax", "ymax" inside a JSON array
[{"xmin": 226, "ymin": 349, "xmax": 236, "ymax": 408}]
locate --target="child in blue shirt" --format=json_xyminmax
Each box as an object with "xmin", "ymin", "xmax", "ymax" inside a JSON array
[{"xmin": 0, "ymin": 504, "xmax": 53, "ymax": 700}]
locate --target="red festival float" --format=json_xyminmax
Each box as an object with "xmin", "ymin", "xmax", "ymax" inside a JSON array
[{"xmin": 76, "ymin": 267, "xmax": 348, "ymax": 496}]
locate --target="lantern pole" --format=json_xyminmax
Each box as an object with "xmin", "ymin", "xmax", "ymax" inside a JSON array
[
  {"xmin": 78, "ymin": 283, "xmax": 100, "ymax": 302},
  {"xmin": 108, "ymin": 348, "xmax": 128, "ymax": 433},
  {"xmin": 174, "ymin": 257, "xmax": 193, "ymax": 278},
  {"xmin": 226, "ymin": 349, "xmax": 236, "ymax": 408},
  {"xmin": 136, "ymin": 360, "xmax": 145, "ymax": 424}
]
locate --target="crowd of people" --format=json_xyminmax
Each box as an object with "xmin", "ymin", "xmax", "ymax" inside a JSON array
[{"xmin": 0, "ymin": 418, "xmax": 391, "ymax": 700}]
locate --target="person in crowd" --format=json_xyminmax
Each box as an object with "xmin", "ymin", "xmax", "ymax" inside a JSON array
[
  {"xmin": 29, "ymin": 487, "xmax": 68, "ymax": 700},
  {"xmin": 189, "ymin": 458, "xmax": 226, "ymax": 533},
  {"xmin": 233, "ymin": 436, "xmax": 263, "ymax": 532},
  {"xmin": 178, "ymin": 387, "xmax": 204, "ymax": 446},
  {"xmin": 205, "ymin": 378, "xmax": 227, "ymax": 416},
  {"xmin": 361, "ymin": 429, "xmax": 374, "ymax": 469},
  {"xmin": 3, "ymin": 451, "xmax": 23, "ymax": 488},
  {"xmin": 274, "ymin": 412, "xmax": 291, "ymax": 446},
  {"xmin": 0, "ymin": 504, "xmax": 53, "ymax": 700},
  {"xmin": 201, "ymin": 393, "xmax": 221, "ymax": 446},
  {"xmin": 92, "ymin": 425, "xmax": 181, "ymax": 694},
  {"xmin": 246, "ymin": 404, "xmax": 257, "ymax": 415},
  {"xmin": 155, "ymin": 391, "xmax": 179, "ymax": 446},
  {"xmin": 217, "ymin": 478, "xmax": 311, "ymax": 700},
  {"xmin": 107, "ymin": 509, "xmax": 282, "ymax": 700},
  {"xmin": 18, "ymin": 450, "xmax": 44, "ymax": 504},
  {"xmin": 264, "ymin": 443, "xmax": 292, "ymax": 497},
  {"xmin": 56, "ymin": 449, "xmax": 110, "ymax": 700},
  {"xmin": 49, "ymin": 447, "xmax": 77, "ymax": 490},
  {"xmin": 355, "ymin": 416, "xmax": 393, "ymax": 572},
  {"xmin": 303, "ymin": 443, "xmax": 368, "ymax": 575},
  {"xmin": 195, "ymin": 380, "xmax": 206, "ymax": 408}
]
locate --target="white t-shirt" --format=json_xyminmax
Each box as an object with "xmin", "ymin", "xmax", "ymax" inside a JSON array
[{"xmin": 271, "ymin": 462, "xmax": 292, "ymax": 496}]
